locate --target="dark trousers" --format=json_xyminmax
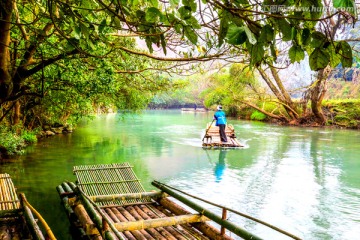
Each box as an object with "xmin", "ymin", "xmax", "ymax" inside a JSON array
[{"xmin": 218, "ymin": 124, "xmax": 227, "ymax": 142}]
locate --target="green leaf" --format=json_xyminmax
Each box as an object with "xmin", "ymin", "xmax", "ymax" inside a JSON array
[
  {"xmin": 337, "ymin": 41, "xmax": 353, "ymax": 67},
  {"xmin": 74, "ymin": 26, "xmax": 81, "ymax": 39},
  {"xmin": 259, "ymin": 25, "xmax": 274, "ymax": 43},
  {"xmin": 131, "ymin": 0, "xmax": 139, "ymax": 6},
  {"xmin": 301, "ymin": 28, "xmax": 311, "ymax": 46},
  {"xmin": 291, "ymin": 28, "xmax": 297, "ymax": 40},
  {"xmin": 185, "ymin": 16, "xmax": 201, "ymax": 29},
  {"xmin": 113, "ymin": 17, "xmax": 121, "ymax": 28},
  {"xmin": 184, "ymin": 26, "xmax": 198, "ymax": 44},
  {"xmin": 182, "ymin": 0, "xmax": 197, "ymax": 11},
  {"xmin": 218, "ymin": 18, "xmax": 229, "ymax": 47},
  {"xmin": 145, "ymin": 7, "xmax": 161, "ymax": 22},
  {"xmin": 234, "ymin": 0, "xmax": 249, "ymax": 5},
  {"xmin": 333, "ymin": 0, "xmax": 355, "ymax": 9},
  {"xmin": 289, "ymin": 45, "xmax": 305, "ymax": 63},
  {"xmin": 145, "ymin": 37, "xmax": 154, "ymax": 53},
  {"xmin": 328, "ymin": 44, "xmax": 342, "ymax": 68},
  {"xmin": 277, "ymin": 19, "xmax": 292, "ymax": 41},
  {"xmin": 170, "ymin": 0, "xmax": 180, "ymax": 8},
  {"xmin": 309, "ymin": 48, "xmax": 330, "ymax": 70},
  {"xmin": 244, "ymin": 25, "xmax": 256, "ymax": 44},
  {"xmin": 226, "ymin": 24, "xmax": 247, "ymax": 45},
  {"xmin": 98, "ymin": 19, "xmax": 107, "ymax": 34},
  {"xmin": 270, "ymin": 44, "xmax": 277, "ymax": 60},
  {"xmin": 250, "ymin": 43, "xmax": 265, "ymax": 66},
  {"xmin": 149, "ymin": 0, "xmax": 159, "ymax": 8},
  {"xmin": 160, "ymin": 34, "xmax": 167, "ymax": 55},
  {"xmin": 302, "ymin": 0, "xmax": 323, "ymax": 19},
  {"xmin": 311, "ymin": 31, "xmax": 326, "ymax": 48},
  {"xmin": 136, "ymin": 10, "xmax": 146, "ymax": 19},
  {"xmin": 178, "ymin": 6, "xmax": 192, "ymax": 20}
]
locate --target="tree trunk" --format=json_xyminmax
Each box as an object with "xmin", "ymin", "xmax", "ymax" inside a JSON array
[
  {"xmin": 13, "ymin": 100, "xmax": 20, "ymax": 125},
  {"xmin": 257, "ymin": 66, "xmax": 298, "ymax": 120},
  {"xmin": 310, "ymin": 68, "xmax": 329, "ymax": 124},
  {"xmin": 0, "ymin": 0, "xmax": 14, "ymax": 103}
]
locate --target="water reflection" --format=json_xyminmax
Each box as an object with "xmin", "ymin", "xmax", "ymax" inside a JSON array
[{"xmin": 214, "ymin": 150, "xmax": 227, "ymax": 182}]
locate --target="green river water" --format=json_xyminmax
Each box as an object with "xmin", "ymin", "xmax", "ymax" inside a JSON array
[{"xmin": 0, "ymin": 110, "xmax": 359, "ymax": 240}]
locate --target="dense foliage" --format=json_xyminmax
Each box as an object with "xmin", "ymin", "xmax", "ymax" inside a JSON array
[{"xmin": 0, "ymin": 0, "xmax": 358, "ymax": 156}]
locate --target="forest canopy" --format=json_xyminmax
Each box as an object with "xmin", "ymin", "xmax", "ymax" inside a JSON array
[{"xmin": 0, "ymin": 0, "xmax": 358, "ymax": 129}]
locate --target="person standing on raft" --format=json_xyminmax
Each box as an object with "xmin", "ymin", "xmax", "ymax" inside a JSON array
[{"xmin": 214, "ymin": 105, "xmax": 227, "ymax": 142}]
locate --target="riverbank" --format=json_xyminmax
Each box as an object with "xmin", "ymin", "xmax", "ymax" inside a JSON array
[{"xmin": 235, "ymin": 99, "xmax": 360, "ymax": 130}]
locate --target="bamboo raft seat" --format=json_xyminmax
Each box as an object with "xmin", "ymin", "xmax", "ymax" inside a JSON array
[
  {"xmin": 202, "ymin": 123, "xmax": 243, "ymax": 148},
  {"xmin": 57, "ymin": 163, "xmax": 235, "ymax": 240},
  {"xmin": 0, "ymin": 173, "xmax": 54, "ymax": 240}
]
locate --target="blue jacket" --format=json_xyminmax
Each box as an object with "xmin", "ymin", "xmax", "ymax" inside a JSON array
[{"xmin": 214, "ymin": 110, "xmax": 226, "ymax": 125}]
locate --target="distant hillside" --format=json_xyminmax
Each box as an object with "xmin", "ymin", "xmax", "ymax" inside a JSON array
[{"xmin": 325, "ymin": 80, "xmax": 360, "ymax": 99}]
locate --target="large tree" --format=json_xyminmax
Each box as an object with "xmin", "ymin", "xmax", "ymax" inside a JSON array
[{"xmin": 0, "ymin": 0, "xmax": 357, "ymax": 127}]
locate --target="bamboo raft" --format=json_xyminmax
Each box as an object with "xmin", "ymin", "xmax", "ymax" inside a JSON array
[
  {"xmin": 181, "ymin": 108, "xmax": 208, "ymax": 112},
  {"xmin": 0, "ymin": 173, "xmax": 55, "ymax": 240},
  {"xmin": 202, "ymin": 123, "xmax": 243, "ymax": 148},
  {"xmin": 57, "ymin": 163, "xmax": 268, "ymax": 240}
]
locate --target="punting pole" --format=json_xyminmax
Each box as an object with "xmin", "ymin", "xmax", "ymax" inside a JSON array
[
  {"xmin": 202, "ymin": 119, "xmax": 215, "ymax": 141},
  {"xmin": 152, "ymin": 180, "xmax": 263, "ymax": 240}
]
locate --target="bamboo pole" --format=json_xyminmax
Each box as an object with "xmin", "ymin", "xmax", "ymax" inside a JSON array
[
  {"xmin": 20, "ymin": 193, "xmax": 56, "ymax": 240},
  {"xmin": 153, "ymin": 205, "xmax": 206, "ymax": 240},
  {"xmin": 112, "ymin": 213, "xmax": 208, "ymax": 232},
  {"xmin": 110, "ymin": 208, "xmax": 137, "ymax": 240},
  {"xmin": 157, "ymin": 198, "xmax": 232, "ymax": 240},
  {"xmin": 88, "ymin": 192, "xmax": 163, "ymax": 202},
  {"xmin": 152, "ymin": 181, "xmax": 263, "ymax": 240},
  {"xmin": 131, "ymin": 206, "xmax": 168, "ymax": 240},
  {"xmin": 116, "ymin": 207, "xmax": 150, "ymax": 240},
  {"xmin": 138, "ymin": 204, "xmax": 196, "ymax": 240},
  {"xmin": 123, "ymin": 206, "xmax": 156, "ymax": 240},
  {"xmin": 70, "ymin": 182, "xmax": 125, "ymax": 240},
  {"xmin": 22, "ymin": 197, "xmax": 46, "ymax": 240},
  {"xmin": 56, "ymin": 185, "xmax": 75, "ymax": 218},
  {"xmin": 73, "ymin": 203, "xmax": 100, "ymax": 235}
]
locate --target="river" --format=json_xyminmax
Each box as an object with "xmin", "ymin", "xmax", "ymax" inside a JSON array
[{"xmin": 1, "ymin": 110, "xmax": 359, "ymax": 240}]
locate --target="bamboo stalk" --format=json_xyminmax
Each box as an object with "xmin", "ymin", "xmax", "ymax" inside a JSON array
[
  {"xmin": 73, "ymin": 203, "xmax": 99, "ymax": 236},
  {"xmin": 72, "ymin": 183, "xmax": 125, "ymax": 240},
  {"xmin": 154, "ymin": 205, "xmax": 207, "ymax": 240},
  {"xmin": 136, "ymin": 204, "xmax": 188, "ymax": 240},
  {"xmin": 89, "ymin": 191, "xmax": 162, "ymax": 203},
  {"xmin": 22, "ymin": 200, "xmax": 46, "ymax": 240},
  {"xmin": 73, "ymin": 166, "xmax": 133, "ymax": 172},
  {"xmin": 113, "ymin": 213, "xmax": 208, "ymax": 232},
  {"xmin": 124, "ymin": 206, "xmax": 156, "ymax": 240},
  {"xmin": 116, "ymin": 207, "xmax": 151, "ymax": 240},
  {"xmin": 110, "ymin": 207, "xmax": 137, "ymax": 240},
  {"xmin": 56, "ymin": 185, "xmax": 75, "ymax": 220},
  {"xmin": 131, "ymin": 206, "xmax": 168, "ymax": 240}
]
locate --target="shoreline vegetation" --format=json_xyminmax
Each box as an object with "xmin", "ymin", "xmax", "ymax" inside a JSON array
[{"xmin": 1, "ymin": 99, "xmax": 359, "ymax": 160}]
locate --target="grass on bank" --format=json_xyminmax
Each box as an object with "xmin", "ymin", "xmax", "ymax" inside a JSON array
[{"xmin": 0, "ymin": 125, "xmax": 38, "ymax": 156}]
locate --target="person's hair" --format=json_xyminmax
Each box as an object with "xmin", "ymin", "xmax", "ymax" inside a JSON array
[{"xmin": 217, "ymin": 105, "xmax": 222, "ymax": 110}]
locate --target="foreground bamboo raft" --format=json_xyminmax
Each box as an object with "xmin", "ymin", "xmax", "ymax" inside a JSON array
[
  {"xmin": 0, "ymin": 173, "xmax": 56, "ymax": 240},
  {"xmin": 57, "ymin": 163, "xmax": 266, "ymax": 240},
  {"xmin": 202, "ymin": 123, "xmax": 243, "ymax": 148}
]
